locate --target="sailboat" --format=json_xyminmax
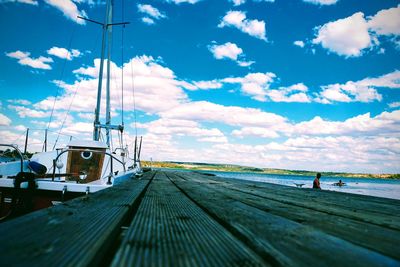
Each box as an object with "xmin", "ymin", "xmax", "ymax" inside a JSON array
[{"xmin": 0, "ymin": 0, "xmax": 142, "ymax": 220}]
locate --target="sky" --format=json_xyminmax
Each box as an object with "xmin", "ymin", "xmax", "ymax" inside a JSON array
[{"xmin": 0, "ymin": 0, "xmax": 399, "ymax": 174}]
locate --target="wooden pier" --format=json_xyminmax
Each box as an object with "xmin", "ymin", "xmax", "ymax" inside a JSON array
[{"xmin": 0, "ymin": 170, "xmax": 399, "ymax": 267}]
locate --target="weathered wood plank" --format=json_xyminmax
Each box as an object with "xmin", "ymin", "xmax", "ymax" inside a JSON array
[
  {"xmin": 167, "ymin": 171, "xmax": 400, "ymax": 267},
  {"xmin": 184, "ymin": 172, "xmax": 400, "ymax": 230},
  {"xmin": 172, "ymin": 172, "xmax": 400, "ymax": 260},
  {"xmin": 112, "ymin": 172, "xmax": 267, "ymax": 267},
  {"xmin": 0, "ymin": 172, "xmax": 154, "ymax": 267}
]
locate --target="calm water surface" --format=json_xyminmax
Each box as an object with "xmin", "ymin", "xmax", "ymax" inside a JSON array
[{"xmin": 201, "ymin": 171, "xmax": 400, "ymax": 200}]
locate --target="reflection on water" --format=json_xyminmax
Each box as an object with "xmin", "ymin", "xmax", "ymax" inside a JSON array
[{"xmin": 206, "ymin": 171, "xmax": 400, "ymax": 200}]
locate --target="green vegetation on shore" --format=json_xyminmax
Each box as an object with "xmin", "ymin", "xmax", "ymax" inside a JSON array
[{"xmin": 142, "ymin": 161, "xmax": 400, "ymax": 179}]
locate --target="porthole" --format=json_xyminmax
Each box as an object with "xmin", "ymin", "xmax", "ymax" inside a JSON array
[{"xmin": 81, "ymin": 151, "xmax": 93, "ymax": 160}]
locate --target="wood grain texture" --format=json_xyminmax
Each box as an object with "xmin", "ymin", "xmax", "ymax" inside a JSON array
[
  {"xmin": 1, "ymin": 170, "xmax": 399, "ymax": 267},
  {"xmin": 0, "ymin": 172, "xmax": 153, "ymax": 267},
  {"xmin": 167, "ymin": 172, "xmax": 400, "ymax": 267},
  {"xmin": 112, "ymin": 172, "xmax": 266, "ymax": 267}
]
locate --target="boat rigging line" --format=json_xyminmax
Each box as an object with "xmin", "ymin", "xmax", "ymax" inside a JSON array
[{"xmin": 46, "ymin": 24, "xmax": 78, "ymax": 132}]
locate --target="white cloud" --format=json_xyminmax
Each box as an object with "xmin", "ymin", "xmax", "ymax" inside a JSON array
[
  {"xmin": 218, "ymin": 11, "xmax": 267, "ymax": 41},
  {"xmin": 356, "ymin": 70, "xmax": 400, "ymax": 89},
  {"xmin": 209, "ymin": 42, "xmax": 255, "ymax": 68},
  {"xmin": 35, "ymin": 56, "xmax": 188, "ymax": 115},
  {"xmin": 223, "ymin": 72, "xmax": 276, "ymax": 101},
  {"xmin": 201, "ymin": 134, "xmax": 400, "ymax": 173},
  {"xmin": 293, "ymin": 40, "xmax": 305, "ymax": 48},
  {"xmin": 164, "ymin": 0, "xmax": 202, "ymax": 4},
  {"xmin": 303, "ymin": 0, "xmax": 338, "ymax": 5},
  {"xmin": 229, "ymin": 0, "xmax": 275, "ymax": 6},
  {"xmin": 389, "ymin": 102, "xmax": 400, "ymax": 108},
  {"xmin": 313, "ymin": 6, "xmax": 400, "ymax": 57},
  {"xmin": 44, "ymin": 0, "xmax": 86, "ymax": 25},
  {"xmin": 368, "ymin": 5, "xmax": 400, "ymax": 36},
  {"xmin": 317, "ymin": 70, "xmax": 399, "ymax": 103},
  {"xmin": 141, "ymin": 17, "xmax": 155, "ymax": 25},
  {"xmin": 230, "ymin": 0, "xmax": 245, "ymax": 5},
  {"xmin": 6, "ymin": 50, "xmax": 53, "ymax": 70},
  {"xmin": 237, "ymin": 60, "xmax": 255, "ymax": 67},
  {"xmin": 193, "ymin": 80, "xmax": 223, "ymax": 90},
  {"xmin": 137, "ymin": 4, "xmax": 166, "ymax": 25},
  {"xmin": 198, "ymin": 136, "xmax": 228, "ymax": 143},
  {"xmin": 209, "ymin": 42, "xmax": 243, "ymax": 61},
  {"xmin": 267, "ymin": 83, "xmax": 311, "ymax": 103},
  {"xmin": 138, "ymin": 4, "xmax": 166, "ymax": 20},
  {"xmin": 0, "ymin": 129, "xmax": 44, "ymax": 152},
  {"xmin": 223, "ymin": 108, "xmax": 400, "ymax": 145},
  {"xmin": 8, "ymin": 105, "xmax": 51, "ymax": 118},
  {"xmin": 160, "ymin": 101, "xmax": 288, "ymax": 128},
  {"xmin": 232, "ymin": 127, "xmax": 280, "ymax": 138},
  {"xmin": 47, "ymin": 47, "xmax": 81, "ymax": 60},
  {"xmin": 0, "ymin": 113, "xmax": 11, "ymax": 126},
  {"xmin": 0, "ymin": 0, "xmax": 38, "ymax": 5},
  {"xmin": 313, "ymin": 12, "xmax": 372, "ymax": 57},
  {"xmin": 290, "ymin": 110, "xmax": 400, "ymax": 136},
  {"xmin": 7, "ymin": 99, "xmax": 31, "ymax": 105},
  {"xmin": 137, "ymin": 118, "xmax": 226, "ymax": 142}
]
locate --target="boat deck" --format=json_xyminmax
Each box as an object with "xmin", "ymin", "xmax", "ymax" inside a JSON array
[{"xmin": 0, "ymin": 170, "xmax": 399, "ymax": 266}]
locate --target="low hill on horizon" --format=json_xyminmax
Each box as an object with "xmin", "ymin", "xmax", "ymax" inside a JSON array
[{"xmin": 141, "ymin": 160, "xmax": 400, "ymax": 180}]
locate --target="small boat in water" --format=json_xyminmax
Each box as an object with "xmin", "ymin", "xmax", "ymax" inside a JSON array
[{"xmin": 0, "ymin": 0, "xmax": 142, "ymax": 220}]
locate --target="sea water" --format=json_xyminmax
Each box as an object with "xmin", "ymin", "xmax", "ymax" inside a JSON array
[{"xmin": 201, "ymin": 171, "xmax": 400, "ymax": 200}]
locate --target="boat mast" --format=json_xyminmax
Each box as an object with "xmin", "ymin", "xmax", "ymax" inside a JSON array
[
  {"xmin": 93, "ymin": 0, "xmax": 111, "ymax": 142},
  {"xmin": 80, "ymin": 0, "xmax": 128, "ymax": 147},
  {"xmin": 105, "ymin": 0, "xmax": 113, "ymax": 146},
  {"xmin": 106, "ymin": 1, "xmax": 113, "ymax": 147}
]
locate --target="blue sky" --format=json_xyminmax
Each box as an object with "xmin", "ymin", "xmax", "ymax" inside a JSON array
[{"xmin": 0, "ymin": 0, "xmax": 399, "ymax": 173}]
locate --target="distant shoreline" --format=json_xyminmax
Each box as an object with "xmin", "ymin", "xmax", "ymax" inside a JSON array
[{"xmin": 142, "ymin": 161, "xmax": 400, "ymax": 180}]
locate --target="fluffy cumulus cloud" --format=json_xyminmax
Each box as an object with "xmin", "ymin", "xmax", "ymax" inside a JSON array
[
  {"xmin": 188, "ymin": 73, "xmax": 311, "ymax": 103},
  {"xmin": 291, "ymin": 110, "xmax": 400, "ymax": 136},
  {"xmin": 47, "ymin": 47, "xmax": 81, "ymax": 60},
  {"xmin": 316, "ymin": 70, "xmax": 399, "ymax": 103},
  {"xmin": 267, "ymin": 83, "xmax": 311, "ymax": 103},
  {"xmin": 6, "ymin": 50, "xmax": 53, "ymax": 70},
  {"xmin": 368, "ymin": 5, "xmax": 400, "ymax": 36},
  {"xmin": 0, "ymin": 113, "xmax": 12, "ymax": 126},
  {"xmin": 313, "ymin": 12, "xmax": 372, "ymax": 57},
  {"xmin": 138, "ymin": 4, "xmax": 166, "ymax": 25},
  {"xmin": 44, "ymin": 0, "xmax": 87, "ymax": 25},
  {"xmin": 5, "ymin": 51, "xmax": 400, "ymax": 172},
  {"xmin": 219, "ymin": 11, "xmax": 267, "ymax": 41},
  {"xmin": 223, "ymin": 72, "xmax": 276, "ymax": 101},
  {"xmin": 303, "ymin": 0, "xmax": 338, "ymax": 5},
  {"xmin": 159, "ymin": 101, "xmax": 288, "ymax": 127},
  {"xmin": 313, "ymin": 5, "xmax": 400, "ymax": 57},
  {"xmin": 8, "ymin": 105, "xmax": 51, "ymax": 118},
  {"xmin": 232, "ymin": 127, "xmax": 280, "ymax": 138},
  {"xmin": 137, "ymin": 118, "xmax": 227, "ymax": 143},
  {"xmin": 293, "ymin": 40, "xmax": 305, "ymax": 48},
  {"xmin": 192, "ymin": 80, "xmax": 223, "ymax": 90},
  {"xmin": 208, "ymin": 42, "xmax": 254, "ymax": 67},
  {"xmin": 209, "ymin": 42, "xmax": 242, "ymax": 60},
  {"xmin": 34, "ymin": 55, "xmax": 187, "ymax": 115}
]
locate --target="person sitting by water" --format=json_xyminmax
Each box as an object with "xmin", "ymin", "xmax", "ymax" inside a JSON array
[
  {"xmin": 313, "ymin": 173, "xmax": 321, "ymax": 189},
  {"xmin": 333, "ymin": 179, "xmax": 346, "ymax": 186}
]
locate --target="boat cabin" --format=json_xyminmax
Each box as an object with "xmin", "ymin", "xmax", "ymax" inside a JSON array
[{"xmin": 66, "ymin": 140, "xmax": 108, "ymax": 183}]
